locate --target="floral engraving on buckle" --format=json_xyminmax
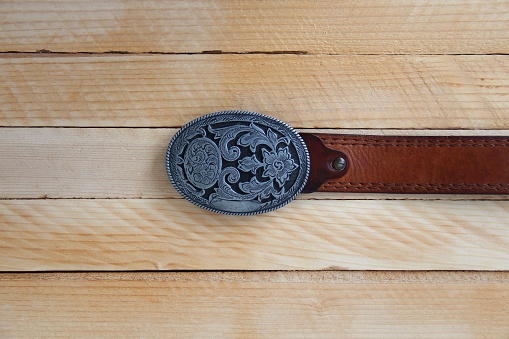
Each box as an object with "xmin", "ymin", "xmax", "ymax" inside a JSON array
[{"xmin": 166, "ymin": 110, "xmax": 309, "ymax": 215}]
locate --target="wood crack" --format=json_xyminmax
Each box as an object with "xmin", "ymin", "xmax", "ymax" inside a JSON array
[{"xmin": 1, "ymin": 50, "xmax": 508, "ymax": 56}]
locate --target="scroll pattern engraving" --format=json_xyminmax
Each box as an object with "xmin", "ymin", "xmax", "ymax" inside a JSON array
[{"xmin": 207, "ymin": 123, "xmax": 298, "ymax": 205}]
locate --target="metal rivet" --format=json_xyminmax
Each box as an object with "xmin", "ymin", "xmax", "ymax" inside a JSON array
[{"xmin": 332, "ymin": 157, "xmax": 346, "ymax": 171}]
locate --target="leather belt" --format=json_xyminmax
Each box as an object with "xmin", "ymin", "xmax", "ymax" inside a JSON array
[
  {"xmin": 301, "ymin": 133, "xmax": 509, "ymax": 194},
  {"xmin": 166, "ymin": 110, "xmax": 509, "ymax": 215}
]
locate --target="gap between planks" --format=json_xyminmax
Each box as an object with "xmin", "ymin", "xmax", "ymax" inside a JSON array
[
  {"xmin": 1, "ymin": 271, "xmax": 508, "ymax": 284},
  {"xmin": 3, "ymin": 51, "xmax": 509, "ymax": 57}
]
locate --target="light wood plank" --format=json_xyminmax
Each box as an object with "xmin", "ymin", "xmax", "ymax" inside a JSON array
[
  {"xmin": 1, "ymin": 1, "xmax": 508, "ymax": 54},
  {"xmin": 1, "ymin": 199, "xmax": 508, "ymax": 271},
  {"xmin": 2, "ymin": 128, "xmax": 509, "ymax": 199},
  {"xmin": 0, "ymin": 128, "xmax": 175, "ymax": 199},
  {"xmin": 1, "ymin": 55, "xmax": 508, "ymax": 128},
  {"xmin": 0, "ymin": 272, "xmax": 508, "ymax": 338}
]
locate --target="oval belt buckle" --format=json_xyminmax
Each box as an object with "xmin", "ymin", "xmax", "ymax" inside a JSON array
[{"xmin": 166, "ymin": 110, "xmax": 311, "ymax": 215}]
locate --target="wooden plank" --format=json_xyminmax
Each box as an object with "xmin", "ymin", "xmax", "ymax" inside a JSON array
[
  {"xmin": 1, "ymin": 1, "xmax": 508, "ymax": 54},
  {"xmin": 0, "ymin": 128, "xmax": 175, "ymax": 199},
  {"xmin": 1, "ymin": 55, "xmax": 508, "ymax": 128},
  {"xmin": 2, "ymin": 128, "xmax": 509, "ymax": 199},
  {"xmin": 0, "ymin": 272, "xmax": 508, "ymax": 337},
  {"xmin": 1, "ymin": 199, "xmax": 508, "ymax": 271}
]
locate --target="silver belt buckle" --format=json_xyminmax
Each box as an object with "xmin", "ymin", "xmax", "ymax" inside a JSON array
[{"xmin": 166, "ymin": 110, "xmax": 310, "ymax": 215}]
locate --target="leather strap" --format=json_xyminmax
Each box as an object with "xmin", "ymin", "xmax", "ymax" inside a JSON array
[{"xmin": 300, "ymin": 133, "xmax": 509, "ymax": 194}]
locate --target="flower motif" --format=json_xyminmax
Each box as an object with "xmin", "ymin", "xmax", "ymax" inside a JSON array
[
  {"xmin": 262, "ymin": 147, "xmax": 298, "ymax": 186},
  {"xmin": 191, "ymin": 163, "xmax": 217, "ymax": 186}
]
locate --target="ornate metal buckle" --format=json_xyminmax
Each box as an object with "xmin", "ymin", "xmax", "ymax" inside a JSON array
[{"xmin": 166, "ymin": 110, "xmax": 310, "ymax": 215}]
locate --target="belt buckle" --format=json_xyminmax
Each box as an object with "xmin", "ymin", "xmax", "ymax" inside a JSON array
[{"xmin": 166, "ymin": 110, "xmax": 310, "ymax": 215}]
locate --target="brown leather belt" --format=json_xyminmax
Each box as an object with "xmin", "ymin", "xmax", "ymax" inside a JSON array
[
  {"xmin": 166, "ymin": 110, "xmax": 509, "ymax": 215},
  {"xmin": 301, "ymin": 133, "xmax": 509, "ymax": 194}
]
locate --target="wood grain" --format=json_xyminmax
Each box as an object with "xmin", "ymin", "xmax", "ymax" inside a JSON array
[
  {"xmin": 1, "ymin": 272, "xmax": 508, "ymax": 338},
  {"xmin": 1, "ymin": 199, "xmax": 508, "ymax": 271},
  {"xmin": 2, "ymin": 127, "xmax": 509, "ymax": 199},
  {"xmin": 0, "ymin": 128, "xmax": 174, "ymax": 199},
  {"xmin": 1, "ymin": 55, "xmax": 508, "ymax": 128},
  {"xmin": 1, "ymin": 1, "xmax": 508, "ymax": 54}
]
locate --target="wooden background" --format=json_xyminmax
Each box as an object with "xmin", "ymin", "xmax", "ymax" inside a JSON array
[{"xmin": 1, "ymin": 1, "xmax": 508, "ymax": 337}]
